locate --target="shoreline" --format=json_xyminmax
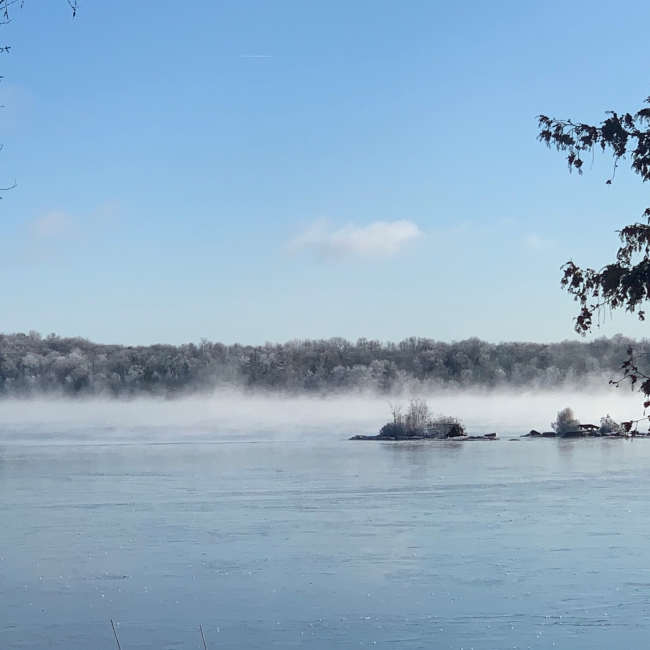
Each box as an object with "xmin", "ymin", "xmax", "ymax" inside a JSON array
[{"xmin": 350, "ymin": 431, "xmax": 650, "ymax": 441}]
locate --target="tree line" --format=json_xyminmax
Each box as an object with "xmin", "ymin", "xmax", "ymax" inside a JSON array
[{"xmin": 0, "ymin": 331, "xmax": 644, "ymax": 396}]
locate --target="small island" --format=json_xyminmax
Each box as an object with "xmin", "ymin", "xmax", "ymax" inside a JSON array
[
  {"xmin": 525, "ymin": 408, "xmax": 648, "ymax": 438},
  {"xmin": 350, "ymin": 399, "xmax": 498, "ymax": 441},
  {"xmin": 351, "ymin": 402, "xmax": 649, "ymax": 442}
]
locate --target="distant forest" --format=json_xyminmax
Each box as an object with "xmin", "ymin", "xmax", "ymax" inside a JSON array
[{"xmin": 0, "ymin": 332, "xmax": 645, "ymax": 397}]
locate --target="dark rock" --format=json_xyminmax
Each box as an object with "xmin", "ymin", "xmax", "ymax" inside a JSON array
[
  {"xmin": 350, "ymin": 430, "xmax": 497, "ymax": 442},
  {"xmin": 464, "ymin": 433, "xmax": 499, "ymax": 441},
  {"xmin": 561, "ymin": 430, "xmax": 586, "ymax": 438},
  {"xmin": 446, "ymin": 423, "xmax": 466, "ymax": 438}
]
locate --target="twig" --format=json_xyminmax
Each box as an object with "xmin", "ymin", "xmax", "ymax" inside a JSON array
[
  {"xmin": 110, "ymin": 620, "xmax": 122, "ymax": 650},
  {"xmin": 200, "ymin": 625, "xmax": 208, "ymax": 650}
]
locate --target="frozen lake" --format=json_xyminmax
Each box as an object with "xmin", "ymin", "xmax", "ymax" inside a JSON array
[{"xmin": 3, "ymin": 430, "xmax": 650, "ymax": 649}]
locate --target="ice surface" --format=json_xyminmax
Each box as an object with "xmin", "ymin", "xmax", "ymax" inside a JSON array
[
  {"xmin": 3, "ymin": 424, "xmax": 650, "ymax": 648},
  {"xmin": 0, "ymin": 391, "xmax": 650, "ymax": 650}
]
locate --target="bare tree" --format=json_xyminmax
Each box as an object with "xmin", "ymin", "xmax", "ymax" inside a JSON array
[
  {"xmin": 388, "ymin": 401, "xmax": 403, "ymax": 426},
  {"xmin": 405, "ymin": 398, "xmax": 431, "ymax": 433}
]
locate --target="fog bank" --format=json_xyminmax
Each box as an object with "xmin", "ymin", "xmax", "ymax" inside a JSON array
[{"xmin": 0, "ymin": 385, "xmax": 645, "ymax": 445}]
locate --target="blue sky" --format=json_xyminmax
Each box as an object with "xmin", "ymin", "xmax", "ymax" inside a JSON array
[{"xmin": 1, "ymin": 0, "xmax": 649, "ymax": 345}]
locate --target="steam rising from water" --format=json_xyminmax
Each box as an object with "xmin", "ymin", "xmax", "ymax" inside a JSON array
[{"xmin": 0, "ymin": 386, "xmax": 645, "ymax": 445}]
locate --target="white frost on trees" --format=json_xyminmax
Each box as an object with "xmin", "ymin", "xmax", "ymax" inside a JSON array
[{"xmin": 551, "ymin": 407, "xmax": 581, "ymax": 435}]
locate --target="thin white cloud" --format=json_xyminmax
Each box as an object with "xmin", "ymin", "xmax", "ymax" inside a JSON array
[
  {"xmin": 525, "ymin": 233, "xmax": 551, "ymax": 250},
  {"xmin": 290, "ymin": 219, "xmax": 423, "ymax": 260},
  {"xmin": 30, "ymin": 211, "xmax": 78, "ymax": 239}
]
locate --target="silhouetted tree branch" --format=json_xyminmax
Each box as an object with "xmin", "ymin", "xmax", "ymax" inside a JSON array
[{"xmin": 538, "ymin": 96, "xmax": 650, "ymax": 425}]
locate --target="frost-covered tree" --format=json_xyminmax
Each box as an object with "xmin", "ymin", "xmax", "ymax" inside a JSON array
[
  {"xmin": 0, "ymin": 332, "xmax": 644, "ymax": 396},
  {"xmin": 379, "ymin": 399, "xmax": 465, "ymax": 438},
  {"xmin": 551, "ymin": 407, "xmax": 581, "ymax": 435},
  {"xmin": 599, "ymin": 414, "xmax": 622, "ymax": 435}
]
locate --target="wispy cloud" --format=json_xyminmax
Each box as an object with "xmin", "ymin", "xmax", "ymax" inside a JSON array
[
  {"xmin": 289, "ymin": 219, "xmax": 423, "ymax": 261},
  {"xmin": 524, "ymin": 233, "xmax": 552, "ymax": 250},
  {"xmin": 10, "ymin": 211, "xmax": 83, "ymax": 267},
  {"xmin": 30, "ymin": 211, "xmax": 79, "ymax": 240},
  {"xmin": 1, "ymin": 204, "xmax": 119, "ymax": 268}
]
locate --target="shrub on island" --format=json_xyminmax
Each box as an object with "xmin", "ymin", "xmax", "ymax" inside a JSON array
[
  {"xmin": 529, "ymin": 409, "xmax": 628, "ymax": 437},
  {"xmin": 599, "ymin": 414, "xmax": 623, "ymax": 436},
  {"xmin": 378, "ymin": 399, "xmax": 466, "ymax": 439},
  {"xmin": 551, "ymin": 407, "xmax": 581, "ymax": 435}
]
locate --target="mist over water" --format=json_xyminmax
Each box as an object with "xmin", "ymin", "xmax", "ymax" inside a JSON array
[
  {"xmin": 4, "ymin": 386, "xmax": 650, "ymax": 649},
  {"xmin": 0, "ymin": 384, "xmax": 644, "ymax": 445}
]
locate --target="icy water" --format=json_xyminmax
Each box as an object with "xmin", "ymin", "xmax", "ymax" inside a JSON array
[{"xmin": 3, "ymin": 437, "xmax": 650, "ymax": 649}]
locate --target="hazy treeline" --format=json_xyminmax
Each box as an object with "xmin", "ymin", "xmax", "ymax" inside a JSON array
[{"xmin": 0, "ymin": 332, "xmax": 644, "ymax": 397}]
